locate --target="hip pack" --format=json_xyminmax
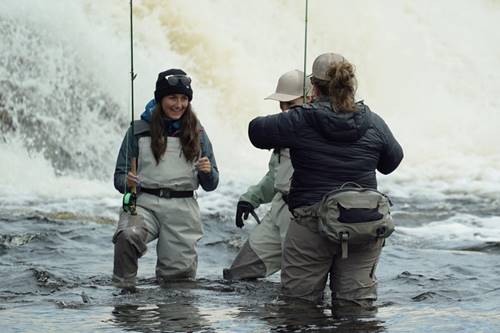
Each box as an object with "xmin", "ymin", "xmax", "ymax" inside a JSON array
[{"xmin": 315, "ymin": 182, "xmax": 394, "ymax": 258}]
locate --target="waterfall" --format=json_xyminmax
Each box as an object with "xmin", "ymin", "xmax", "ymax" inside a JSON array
[{"xmin": 1, "ymin": 0, "xmax": 499, "ymax": 198}]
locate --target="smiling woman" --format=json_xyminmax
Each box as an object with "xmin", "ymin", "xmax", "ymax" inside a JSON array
[
  {"xmin": 112, "ymin": 68, "xmax": 219, "ymax": 292},
  {"xmin": 161, "ymin": 95, "xmax": 189, "ymax": 120}
]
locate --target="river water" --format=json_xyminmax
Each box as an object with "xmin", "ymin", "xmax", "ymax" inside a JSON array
[{"xmin": 1, "ymin": 1, "xmax": 499, "ymax": 332}]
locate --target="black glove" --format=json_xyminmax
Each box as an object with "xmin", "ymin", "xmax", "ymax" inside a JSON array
[{"xmin": 235, "ymin": 201, "xmax": 255, "ymax": 228}]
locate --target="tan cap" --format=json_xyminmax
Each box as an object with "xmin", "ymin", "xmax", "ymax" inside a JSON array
[
  {"xmin": 311, "ymin": 52, "xmax": 346, "ymax": 81},
  {"xmin": 265, "ymin": 69, "xmax": 311, "ymax": 102}
]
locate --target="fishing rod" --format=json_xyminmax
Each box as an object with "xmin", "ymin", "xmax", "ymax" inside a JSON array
[
  {"xmin": 129, "ymin": 0, "xmax": 137, "ymax": 124},
  {"xmin": 303, "ymin": 0, "xmax": 309, "ymax": 103},
  {"xmin": 123, "ymin": 0, "xmax": 138, "ymax": 215}
]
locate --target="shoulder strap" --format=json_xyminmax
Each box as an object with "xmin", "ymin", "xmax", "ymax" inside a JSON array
[{"xmin": 133, "ymin": 119, "xmax": 150, "ymax": 136}]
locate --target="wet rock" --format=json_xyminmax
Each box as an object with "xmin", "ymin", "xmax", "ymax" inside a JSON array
[
  {"xmin": 0, "ymin": 233, "xmax": 38, "ymax": 248},
  {"xmin": 30, "ymin": 268, "xmax": 68, "ymax": 291},
  {"xmin": 81, "ymin": 291, "xmax": 90, "ymax": 304},
  {"xmin": 412, "ymin": 291, "xmax": 438, "ymax": 301},
  {"xmin": 54, "ymin": 300, "xmax": 87, "ymax": 309},
  {"xmin": 458, "ymin": 242, "xmax": 500, "ymax": 254},
  {"xmin": 397, "ymin": 271, "xmax": 425, "ymax": 281},
  {"xmin": 411, "ymin": 291, "xmax": 454, "ymax": 302}
]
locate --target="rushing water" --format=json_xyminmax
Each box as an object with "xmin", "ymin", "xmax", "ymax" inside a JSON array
[{"xmin": 1, "ymin": 0, "xmax": 500, "ymax": 332}]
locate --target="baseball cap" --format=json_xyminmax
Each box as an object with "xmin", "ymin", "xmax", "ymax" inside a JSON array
[
  {"xmin": 311, "ymin": 53, "xmax": 346, "ymax": 81},
  {"xmin": 265, "ymin": 69, "xmax": 310, "ymax": 102}
]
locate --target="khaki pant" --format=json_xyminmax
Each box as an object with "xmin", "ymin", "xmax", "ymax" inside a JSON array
[
  {"xmin": 281, "ymin": 218, "xmax": 382, "ymax": 309},
  {"xmin": 224, "ymin": 193, "xmax": 291, "ymax": 279},
  {"xmin": 113, "ymin": 193, "xmax": 202, "ymax": 288}
]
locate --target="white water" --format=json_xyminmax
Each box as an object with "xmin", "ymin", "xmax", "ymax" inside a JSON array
[{"xmin": 1, "ymin": 0, "xmax": 500, "ymax": 242}]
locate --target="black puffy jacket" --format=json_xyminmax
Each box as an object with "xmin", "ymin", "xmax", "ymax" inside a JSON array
[{"xmin": 248, "ymin": 99, "xmax": 403, "ymax": 209}]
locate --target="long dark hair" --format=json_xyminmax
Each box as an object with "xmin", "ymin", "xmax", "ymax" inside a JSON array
[
  {"xmin": 312, "ymin": 61, "xmax": 357, "ymax": 112},
  {"xmin": 150, "ymin": 103, "xmax": 200, "ymax": 164}
]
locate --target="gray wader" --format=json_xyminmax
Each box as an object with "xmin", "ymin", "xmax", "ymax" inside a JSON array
[
  {"xmin": 281, "ymin": 207, "xmax": 383, "ymax": 311},
  {"xmin": 113, "ymin": 137, "xmax": 202, "ymax": 288},
  {"xmin": 224, "ymin": 149, "xmax": 293, "ymax": 279}
]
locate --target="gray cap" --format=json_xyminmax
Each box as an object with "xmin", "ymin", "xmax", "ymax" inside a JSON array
[
  {"xmin": 265, "ymin": 69, "xmax": 311, "ymax": 102},
  {"xmin": 311, "ymin": 52, "xmax": 346, "ymax": 81}
]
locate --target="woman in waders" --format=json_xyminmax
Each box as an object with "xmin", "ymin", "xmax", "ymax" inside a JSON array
[
  {"xmin": 223, "ymin": 69, "xmax": 310, "ymax": 280},
  {"xmin": 248, "ymin": 53, "xmax": 403, "ymax": 314},
  {"xmin": 112, "ymin": 68, "xmax": 219, "ymax": 292}
]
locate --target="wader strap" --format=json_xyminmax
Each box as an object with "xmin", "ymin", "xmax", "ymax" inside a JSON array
[
  {"xmin": 375, "ymin": 237, "xmax": 385, "ymax": 248},
  {"xmin": 281, "ymin": 193, "xmax": 289, "ymax": 205},
  {"xmin": 340, "ymin": 232, "xmax": 349, "ymax": 259}
]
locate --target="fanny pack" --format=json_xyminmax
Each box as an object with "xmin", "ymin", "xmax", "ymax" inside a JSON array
[{"xmin": 295, "ymin": 182, "xmax": 394, "ymax": 258}]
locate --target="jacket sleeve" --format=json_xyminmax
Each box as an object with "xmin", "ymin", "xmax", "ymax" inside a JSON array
[
  {"xmin": 198, "ymin": 128, "xmax": 219, "ymax": 191},
  {"xmin": 374, "ymin": 115, "xmax": 404, "ymax": 174},
  {"xmin": 113, "ymin": 126, "xmax": 139, "ymax": 194},
  {"xmin": 248, "ymin": 109, "xmax": 301, "ymax": 149},
  {"xmin": 239, "ymin": 151, "xmax": 278, "ymax": 208}
]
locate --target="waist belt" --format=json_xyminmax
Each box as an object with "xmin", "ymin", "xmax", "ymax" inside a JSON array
[{"xmin": 141, "ymin": 188, "xmax": 194, "ymax": 199}]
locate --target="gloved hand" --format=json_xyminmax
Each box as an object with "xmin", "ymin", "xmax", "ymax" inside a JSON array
[{"xmin": 235, "ymin": 201, "xmax": 255, "ymax": 228}]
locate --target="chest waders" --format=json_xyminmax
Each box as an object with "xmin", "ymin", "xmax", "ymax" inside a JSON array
[
  {"xmin": 224, "ymin": 149, "xmax": 294, "ymax": 280},
  {"xmin": 113, "ymin": 136, "xmax": 202, "ymax": 288},
  {"xmin": 281, "ymin": 183, "xmax": 391, "ymax": 306}
]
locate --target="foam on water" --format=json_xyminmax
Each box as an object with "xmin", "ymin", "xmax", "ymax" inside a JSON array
[{"xmin": 397, "ymin": 215, "xmax": 500, "ymax": 247}]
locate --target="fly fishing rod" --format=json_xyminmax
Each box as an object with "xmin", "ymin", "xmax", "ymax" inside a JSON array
[
  {"xmin": 129, "ymin": 0, "xmax": 137, "ymax": 122},
  {"xmin": 123, "ymin": 0, "xmax": 138, "ymax": 215},
  {"xmin": 303, "ymin": 0, "xmax": 309, "ymax": 103}
]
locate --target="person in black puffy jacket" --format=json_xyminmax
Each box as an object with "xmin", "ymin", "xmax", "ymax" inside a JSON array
[{"xmin": 248, "ymin": 53, "xmax": 403, "ymax": 315}]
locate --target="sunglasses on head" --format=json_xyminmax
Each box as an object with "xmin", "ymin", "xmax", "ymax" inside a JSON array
[{"xmin": 165, "ymin": 74, "xmax": 192, "ymax": 86}]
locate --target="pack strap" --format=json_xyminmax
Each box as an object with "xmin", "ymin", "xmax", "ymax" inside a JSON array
[
  {"xmin": 322, "ymin": 184, "xmax": 393, "ymax": 207},
  {"xmin": 291, "ymin": 202, "xmax": 320, "ymax": 218},
  {"xmin": 340, "ymin": 232, "xmax": 349, "ymax": 259},
  {"xmin": 339, "ymin": 182, "xmax": 363, "ymax": 189}
]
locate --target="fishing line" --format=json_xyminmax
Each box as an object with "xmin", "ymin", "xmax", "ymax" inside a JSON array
[{"xmin": 303, "ymin": 0, "xmax": 309, "ymax": 103}]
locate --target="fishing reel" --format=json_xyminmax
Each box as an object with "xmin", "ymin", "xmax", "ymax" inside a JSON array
[{"xmin": 122, "ymin": 191, "xmax": 137, "ymax": 214}]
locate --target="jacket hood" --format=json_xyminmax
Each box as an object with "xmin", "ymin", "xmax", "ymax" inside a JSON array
[
  {"xmin": 303, "ymin": 100, "xmax": 370, "ymax": 142},
  {"xmin": 140, "ymin": 98, "xmax": 181, "ymax": 135},
  {"xmin": 141, "ymin": 99, "xmax": 157, "ymax": 123}
]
